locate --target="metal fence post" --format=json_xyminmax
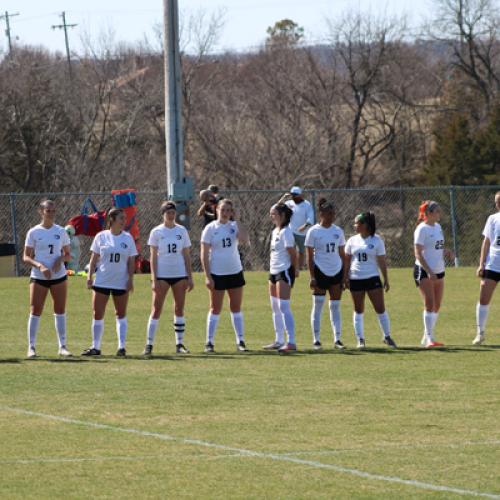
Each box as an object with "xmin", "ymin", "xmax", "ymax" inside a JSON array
[
  {"xmin": 449, "ymin": 186, "xmax": 460, "ymax": 267},
  {"xmin": 9, "ymin": 193, "xmax": 21, "ymax": 276}
]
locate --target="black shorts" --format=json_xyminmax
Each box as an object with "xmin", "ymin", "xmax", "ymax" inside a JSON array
[
  {"xmin": 92, "ymin": 286, "xmax": 128, "ymax": 297},
  {"xmin": 30, "ymin": 276, "xmax": 67, "ymax": 288},
  {"xmin": 413, "ymin": 265, "xmax": 445, "ymax": 287},
  {"xmin": 313, "ymin": 265, "xmax": 343, "ymax": 290},
  {"xmin": 157, "ymin": 277, "xmax": 187, "ymax": 286},
  {"xmin": 483, "ymin": 269, "xmax": 500, "ymax": 282},
  {"xmin": 269, "ymin": 267, "xmax": 295, "ymax": 287},
  {"xmin": 349, "ymin": 276, "xmax": 382, "ymax": 292},
  {"xmin": 212, "ymin": 271, "xmax": 246, "ymax": 290}
]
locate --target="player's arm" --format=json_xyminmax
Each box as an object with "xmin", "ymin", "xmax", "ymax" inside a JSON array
[
  {"xmin": 287, "ymin": 246, "xmax": 299, "ymax": 277},
  {"xmin": 150, "ymin": 245, "xmax": 159, "ymax": 291},
  {"xmin": 201, "ymin": 242, "xmax": 214, "ymax": 290},
  {"xmin": 182, "ymin": 246, "xmax": 194, "ymax": 291},
  {"xmin": 377, "ymin": 255, "xmax": 390, "ymax": 292},
  {"xmin": 477, "ymin": 237, "xmax": 490, "ymax": 278},
  {"xmin": 126, "ymin": 256, "xmax": 135, "ymax": 292},
  {"xmin": 338, "ymin": 245, "xmax": 346, "ymax": 290},
  {"xmin": 306, "ymin": 246, "xmax": 315, "ymax": 289},
  {"xmin": 53, "ymin": 245, "xmax": 71, "ymax": 273},
  {"xmin": 86, "ymin": 252, "xmax": 99, "ymax": 289},
  {"xmin": 23, "ymin": 246, "xmax": 51, "ymax": 279},
  {"xmin": 342, "ymin": 250, "xmax": 351, "ymax": 289},
  {"xmin": 414, "ymin": 244, "xmax": 436, "ymax": 279}
]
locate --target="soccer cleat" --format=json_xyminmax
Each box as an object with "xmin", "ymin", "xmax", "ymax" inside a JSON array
[
  {"xmin": 81, "ymin": 347, "xmax": 101, "ymax": 356},
  {"xmin": 278, "ymin": 343, "xmax": 297, "ymax": 353},
  {"xmin": 313, "ymin": 341, "xmax": 322, "ymax": 350},
  {"xmin": 116, "ymin": 348, "xmax": 126, "ymax": 357},
  {"xmin": 425, "ymin": 340, "xmax": 444, "ymax": 348},
  {"xmin": 263, "ymin": 341, "xmax": 284, "ymax": 350},
  {"xmin": 143, "ymin": 344, "xmax": 153, "ymax": 356},
  {"xmin": 420, "ymin": 334, "xmax": 428, "ymax": 346},
  {"xmin": 27, "ymin": 346, "xmax": 37, "ymax": 359},
  {"xmin": 334, "ymin": 340, "xmax": 345, "ymax": 350},
  {"xmin": 176, "ymin": 343, "xmax": 190, "ymax": 354},
  {"xmin": 204, "ymin": 342, "xmax": 215, "ymax": 353},
  {"xmin": 237, "ymin": 341, "xmax": 248, "ymax": 352},
  {"xmin": 472, "ymin": 334, "xmax": 485, "ymax": 346},
  {"xmin": 58, "ymin": 346, "xmax": 72, "ymax": 357},
  {"xmin": 356, "ymin": 338, "xmax": 366, "ymax": 350},
  {"xmin": 383, "ymin": 336, "xmax": 397, "ymax": 348}
]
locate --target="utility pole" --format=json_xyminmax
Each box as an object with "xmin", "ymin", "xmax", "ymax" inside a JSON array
[
  {"xmin": 52, "ymin": 12, "xmax": 77, "ymax": 79},
  {"xmin": 163, "ymin": 0, "xmax": 193, "ymax": 222},
  {"xmin": 0, "ymin": 11, "xmax": 20, "ymax": 56}
]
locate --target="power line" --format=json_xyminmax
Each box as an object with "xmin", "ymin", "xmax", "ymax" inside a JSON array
[
  {"xmin": 51, "ymin": 11, "xmax": 77, "ymax": 79},
  {"xmin": 0, "ymin": 11, "xmax": 20, "ymax": 55}
]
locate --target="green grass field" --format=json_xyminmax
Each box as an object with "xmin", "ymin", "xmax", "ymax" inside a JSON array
[{"xmin": 0, "ymin": 269, "xmax": 499, "ymax": 499}]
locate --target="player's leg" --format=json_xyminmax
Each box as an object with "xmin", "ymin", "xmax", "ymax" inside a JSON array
[
  {"xmin": 417, "ymin": 278, "xmax": 437, "ymax": 346},
  {"xmin": 277, "ymin": 278, "xmax": 296, "ymax": 351},
  {"xmin": 475, "ymin": 277, "xmax": 497, "ymax": 344},
  {"xmin": 172, "ymin": 279, "xmax": 189, "ymax": 353},
  {"xmin": 430, "ymin": 279, "xmax": 445, "ymax": 345},
  {"xmin": 113, "ymin": 292, "xmax": 130, "ymax": 355},
  {"xmin": 367, "ymin": 287, "xmax": 396, "ymax": 348},
  {"xmin": 206, "ymin": 288, "xmax": 224, "ymax": 352},
  {"xmin": 49, "ymin": 279, "xmax": 71, "ymax": 355},
  {"xmin": 350, "ymin": 290, "xmax": 366, "ymax": 348},
  {"xmin": 265, "ymin": 282, "xmax": 285, "ymax": 349},
  {"xmin": 144, "ymin": 280, "xmax": 169, "ymax": 355},
  {"xmin": 27, "ymin": 282, "xmax": 49, "ymax": 357},
  {"xmin": 228, "ymin": 286, "xmax": 246, "ymax": 350},
  {"xmin": 82, "ymin": 290, "xmax": 109, "ymax": 355},
  {"xmin": 311, "ymin": 287, "xmax": 326, "ymax": 348},
  {"xmin": 328, "ymin": 283, "xmax": 344, "ymax": 348}
]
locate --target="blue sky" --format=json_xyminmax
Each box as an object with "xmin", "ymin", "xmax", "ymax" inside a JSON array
[{"xmin": 3, "ymin": 0, "xmax": 435, "ymax": 55}]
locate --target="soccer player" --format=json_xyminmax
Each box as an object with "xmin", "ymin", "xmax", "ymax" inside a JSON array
[
  {"xmin": 305, "ymin": 198, "xmax": 346, "ymax": 350},
  {"xmin": 23, "ymin": 199, "xmax": 72, "ymax": 358},
  {"xmin": 264, "ymin": 203, "xmax": 299, "ymax": 353},
  {"xmin": 344, "ymin": 212, "xmax": 397, "ymax": 349},
  {"xmin": 143, "ymin": 201, "xmax": 194, "ymax": 356},
  {"xmin": 414, "ymin": 201, "xmax": 454, "ymax": 348},
  {"xmin": 201, "ymin": 199, "xmax": 249, "ymax": 353},
  {"xmin": 474, "ymin": 191, "xmax": 500, "ymax": 345},
  {"xmin": 82, "ymin": 208, "xmax": 138, "ymax": 357}
]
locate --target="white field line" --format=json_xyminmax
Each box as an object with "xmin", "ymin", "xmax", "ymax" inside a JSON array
[{"xmin": 1, "ymin": 405, "xmax": 499, "ymax": 500}]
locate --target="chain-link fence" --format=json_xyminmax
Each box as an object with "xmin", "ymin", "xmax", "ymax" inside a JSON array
[{"xmin": 0, "ymin": 186, "xmax": 498, "ymax": 276}]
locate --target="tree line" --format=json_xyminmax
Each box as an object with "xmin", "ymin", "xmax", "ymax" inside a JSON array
[{"xmin": 0, "ymin": 0, "xmax": 498, "ymax": 194}]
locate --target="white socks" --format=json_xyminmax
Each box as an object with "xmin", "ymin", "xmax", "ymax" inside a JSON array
[
  {"xmin": 116, "ymin": 317, "xmax": 128, "ymax": 349},
  {"xmin": 278, "ymin": 299, "xmax": 296, "ymax": 345},
  {"xmin": 377, "ymin": 311, "xmax": 391, "ymax": 338},
  {"xmin": 423, "ymin": 310, "xmax": 434, "ymax": 341},
  {"xmin": 230, "ymin": 312, "xmax": 245, "ymax": 343},
  {"xmin": 27, "ymin": 314, "xmax": 40, "ymax": 348},
  {"xmin": 147, "ymin": 317, "xmax": 159, "ymax": 345},
  {"xmin": 54, "ymin": 313, "xmax": 67, "ymax": 347},
  {"xmin": 92, "ymin": 319, "xmax": 104, "ymax": 349},
  {"xmin": 353, "ymin": 312, "xmax": 364, "ymax": 340},
  {"xmin": 270, "ymin": 296, "xmax": 285, "ymax": 344},
  {"xmin": 174, "ymin": 316, "xmax": 185, "ymax": 345},
  {"xmin": 311, "ymin": 295, "xmax": 325, "ymax": 343},
  {"xmin": 476, "ymin": 303, "xmax": 489, "ymax": 334},
  {"xmin": 329, "ymin": 300, "xmax": 342, "ymax": 341},
  {"xmin": 206, "ymin": 312, "xmax": 219, "ymax": 345}
]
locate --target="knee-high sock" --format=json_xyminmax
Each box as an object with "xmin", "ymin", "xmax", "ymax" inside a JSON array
[
  {"xmin": 27, "ymin": 314, "xmax": 40, "ymax": 348},
  {"xmin": 431, "ymin": 312, "xmax": 439, "ymax": 336},
  {"xmin": 270, "ymin": 296, "xmax": 285, "ymax": 344},
  {"xmin": 206, "ymin": 312, "xmax": 219, "ymax": 344},
  {"xmin": 311, "ymin": 295, "xmax": 325, "ymax": 343},
  {"xmin": 279, "ymin": 299, "xmax": 296, "ymax": 345},
  {"xmin": 476, "ymin": 303, "xmax": 489, "ymax": 334},
  {"xmin": 147, "ymin": 317, "xmax": 159, "ymax": 345},
  {"xmin": 54, "ymin": 313, "xmax": 67, "ymax": 348},
  {"xmin": 377, "ymin": 311, "xmax": 390, "ymax": 338},
  {"xmin": 329, "ymin": 300, "xmax": 342, "ymax": 341},
  {"xmin": 423, "ymin": 310, "xmax": 434, "ymax": 341},
  {"xmin": 353, "ymin": 312, "xmax": 364, "ymax": 340},
  {"xmin": 230, "ymin": 312, "xmax": 244, "ymax": 343},
  {"xmin": 92, "ymin": 319, "xmax": 104, "ymax": 349},
  {"xmin": 174, "ymin": 315, "xmax": 185, "ymax": 344},
  {"xmin": 116, "ymin": 317, "xmax": 128, "ymax": 349}
]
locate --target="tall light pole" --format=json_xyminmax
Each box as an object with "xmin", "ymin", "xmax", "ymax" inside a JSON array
[{"xmin": 163, "ymin": 0, "xmax": 193, "ymax": 213}]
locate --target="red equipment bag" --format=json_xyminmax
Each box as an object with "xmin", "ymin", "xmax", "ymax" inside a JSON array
[{"xmin": 67, "ymin": 198, "xmax": 106, "ymax": 237}]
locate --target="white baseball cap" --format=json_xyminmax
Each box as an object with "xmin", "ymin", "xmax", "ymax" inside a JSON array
[{"xmin": 290, "ymin": 186, "xmax": 302, "ymax": 195}]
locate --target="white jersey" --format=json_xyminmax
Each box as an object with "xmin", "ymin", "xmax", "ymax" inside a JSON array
[
  {"xmin": 25, "ymin": 224, "xmax": 70, "ymax": 280},
  {"xmin": 414, "ymin": 222, "xmax": 445, "ymax": 274},
  {"xmin": 345, "ymin": 234, "xmax": 385, "ymax": 280},
  {"xmin": 270, "ymin": 226, "xmax": 295, "ymax": 274},
  {"xmin": 483, "ymin": 212, "xmax": 500, "ymax": 272},
  {"xmin": 305, "ymin": 224, "xmax": 345, "ymax": 276},
  {"xmin": 91, "ymin": 230, "xmax": 138, "ymax": 290},
  {"xmin": 285, "ymin": 199, "xmax": 314, "ymax": 235},
  {"xmin": 201, "ymin": 220, "xmax": 242, "ymax": 276},
  {"xmin": 148, "ymin": 224, "xmax": 191, "ymax": 278}
]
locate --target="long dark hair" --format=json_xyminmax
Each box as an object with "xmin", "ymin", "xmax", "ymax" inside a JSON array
[
  {"xmin": 106, "ymin": 207, "xmax": 124, "ymax": 229},
  {"xmin": 272, "ymin": 203, "xmax": 293, "ymax": 228},
  {"xmin": 355, "ymin": 211, "xmax": 376, "ymax": 236}
]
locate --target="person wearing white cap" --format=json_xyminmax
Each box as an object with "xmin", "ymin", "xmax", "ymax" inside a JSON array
[{"xmin": 281, "ymin": 186, "xmax": 314, "ymax": 269}]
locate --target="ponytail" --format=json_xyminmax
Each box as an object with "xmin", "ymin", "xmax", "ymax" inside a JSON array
[
  {"xmin": 355, "ymin": 211, "xmax": 376, "ymax": 236},
  {"xmin": 417, "ymin": 200, "xmax": 439, "ymax": 225},
  {"xmin": 272, "ymin": 203, "xmax": 293, "ymax": 228}
]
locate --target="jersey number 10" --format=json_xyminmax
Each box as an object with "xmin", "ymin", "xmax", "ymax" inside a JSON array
[{"xmin": 109, "ymin": 253, "xmax": 121, "ymax": 263}]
